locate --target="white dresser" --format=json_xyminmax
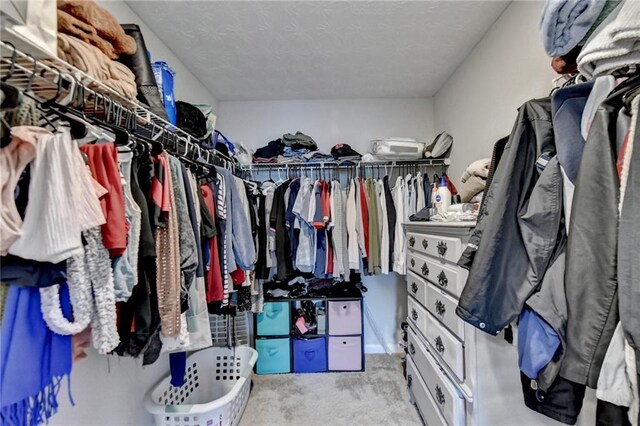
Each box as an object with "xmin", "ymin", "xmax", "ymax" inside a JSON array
[{"xmin": 402, "ymin": 222, "xmax": 574, "ymax": 426}]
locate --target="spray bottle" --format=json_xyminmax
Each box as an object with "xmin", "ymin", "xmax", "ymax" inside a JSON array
[{"xmin": 434, "ymin": 176, "xmax": 451, "ymax": 215}]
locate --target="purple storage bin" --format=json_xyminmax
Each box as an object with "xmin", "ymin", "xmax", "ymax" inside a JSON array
[
  {"xmin": 328, "ymin": 301, "xmax": 362, "ymax": 335},
  {"xmin": 293, "ymin": 337, "xmax": 327, "ymax": 373},
  {"xmin": 328, "ymin": 336, "xmax": 362, "ymax": 371}
]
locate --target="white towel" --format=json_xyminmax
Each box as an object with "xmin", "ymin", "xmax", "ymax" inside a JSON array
[{"xmin": 578, "ymin": 1, "xmax": 640, "ymax": 78}]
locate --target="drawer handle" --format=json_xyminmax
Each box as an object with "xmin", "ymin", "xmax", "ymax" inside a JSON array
[
  {"xmin": 408, "ymin": 374, "xmax": 413, "ymax": 388},
  {"xmin": 422, "ymin": 239, "xmax": 428, "ymax": 249},
  {"xmin": 435, "ymin": 336, "xmax": 445, "ymax": 354},
  {"xmin": 409, "ymin": 343, "xmax": 416, "ymax": 355},
  {"xmin": 435, "ymin": 385, "xmax": 446, "ymax": 405},
  {"xmin": 421, "ymin": 263, "xmax": 430, "ymax": 277},
  {"xmin": 410, "ymin": 258, "xmax": 416, "ymax": 268},
  {"xmin": 435, "ymin": 300, "xmax": 446, "ymax": 316},
  {"xmin": 409, "ymin": 236, "xmax": 416, "ymax": 247},
  {"xmin": 411, "ymin": 282, "xmax": 418, "ymax": 294},
  {"xmin": 411, "ymin": 309, "xmax": 418, "ymax": 321},
  {"xmin": 437, "ymin": 241, "xmax": 448, "ymax": 257},
  {"xmin": 437, "ymin": 271, "xmax": 448, "ymax": 288}
]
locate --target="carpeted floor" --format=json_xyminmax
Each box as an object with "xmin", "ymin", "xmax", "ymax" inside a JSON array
[{"xmin": 239, "ymin": 354, "xmax": 421, "ymax": 426}]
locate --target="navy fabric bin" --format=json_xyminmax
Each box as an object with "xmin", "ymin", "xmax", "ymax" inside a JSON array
[{"xmin": 293, "ymin": 337, "xmax": 327, "ymax": 373}]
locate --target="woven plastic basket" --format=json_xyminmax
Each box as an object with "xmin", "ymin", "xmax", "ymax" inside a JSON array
[
  {"xmin": 144, "ymin": 346, "xmax": 258, "ymax": 426},
  {"xmin": 209, "ymin": 313, "xmax": 252, "ymax": 347}
]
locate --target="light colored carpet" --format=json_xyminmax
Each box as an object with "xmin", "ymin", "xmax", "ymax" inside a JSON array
[{"xmin": 239, "ymin": 354, "xmax": 421, "ymax": 426}]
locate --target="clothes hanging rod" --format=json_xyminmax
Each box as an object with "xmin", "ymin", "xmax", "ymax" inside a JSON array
[
  {"xmin": 0, "ymin": 41, "xmax": 240, "ymax": 173},
  {"xmin": 240, "ymin": 158, "xmax": 450, "ymax": 170}
]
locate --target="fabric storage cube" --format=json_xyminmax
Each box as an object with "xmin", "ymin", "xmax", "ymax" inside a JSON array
[
  {"xmin": 328, "ymin": 336, "xmax": 362, "ymax": 371},
  {"xmin": 293, "ymin": 337, "xmax": 327, "ymax": 373},
  {"xmin": 257, "ymin": 301, "xmax": 290, "ymax": 336},
  {"xmin": 256, "ymin": 338, "xmax": 291, "ymax": 374},
  {"xmin": 328, "ymin": 300, "xmax": 362, "ymax": 335}
]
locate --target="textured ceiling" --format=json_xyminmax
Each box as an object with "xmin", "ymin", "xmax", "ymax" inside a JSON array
[{"xmin": 126, "ymin": 1, "xmax": 509, "ymax": 101}]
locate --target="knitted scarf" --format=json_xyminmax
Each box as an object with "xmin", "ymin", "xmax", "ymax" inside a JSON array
[{"xmin": 0, "ymin": 284, "xmax": 73, "ymax": 426}]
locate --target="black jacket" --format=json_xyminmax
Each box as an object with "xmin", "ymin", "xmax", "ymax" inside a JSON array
[{"xmin": 456, "ymin": 98, "xmax": 556, "ymax": 335}]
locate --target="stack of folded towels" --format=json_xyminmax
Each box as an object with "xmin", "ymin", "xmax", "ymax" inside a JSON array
[
  {"xmin": 52, "ymin": 0, "xmax": 138, "ymax": 99},
  {"xmin": 459, "ymin": 158, "xmax": 490, "ymax": 203}
]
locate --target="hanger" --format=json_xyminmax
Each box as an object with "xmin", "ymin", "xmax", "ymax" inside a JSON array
[
  {"xmin": 622, "ymin": 74, "xmax": 640, "ymax": 113},
  {"xmin": 0, "ymin": 47, "xmax": 23, "ymax": 110},
  {"xmin": 1, "ymin": 42, "xmax": 18, "ymax": 83}
]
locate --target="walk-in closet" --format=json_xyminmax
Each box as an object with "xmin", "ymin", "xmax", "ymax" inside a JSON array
[{"xmin": 1, "ymin": 1, "xmax": 638, "ymax": 425}]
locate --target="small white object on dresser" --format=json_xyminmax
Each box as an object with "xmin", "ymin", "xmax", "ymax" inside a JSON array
[{"xmin": 402, "ymin": 222, "xmax": 570, "ymax": 426}]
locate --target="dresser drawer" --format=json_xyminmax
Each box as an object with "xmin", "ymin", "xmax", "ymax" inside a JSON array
[
  {"xmin": 328, "ymin": 300, "xmax": 362, "ymax": 335},
  {"xmin": 426, "ymin": 311, "xmax": 464, "ymax": 381},
  {"xmin": 406, "ymin": 271, "xmax": 427, "ymax": 308},
  {"xmin": 407, "ymin": 232, "xmax": 462, "ymax": 264},
  {"xmin": 407, "ymin": 357, "xmax": 447, "ymax": 426},
  {"xmin": 408, "ymin": 296, "xmax": 428, "ymax": 338},
  {"xmin": 426, "ymin": 283, "xmax": 465, "ymax": 340},
  {"xmin": 408, "ymin": 251, "xmax": 464, "ymax": 298},
  {"xmin": 408, "ymin": 325, "xmax": 466, "ymax": 426}
]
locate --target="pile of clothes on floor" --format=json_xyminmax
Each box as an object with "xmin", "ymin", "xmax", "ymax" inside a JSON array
[
  {"xmin": 541, "ymin": 0, "xmax": 639, "ymax": 77},
  {"xmin": 263, "ymin": 274, "xmax": 364, "ymax": 300},
  {"xmin": 253, "ymin": 131, "xmax": 362, "ymax": 164}
]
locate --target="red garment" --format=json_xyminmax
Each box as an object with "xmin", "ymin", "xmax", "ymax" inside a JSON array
[
  {"xmin": 201, "ymin": 184, "xmax": 223, "ymax": 303},
  {"xmin": 323, "ymin": 181, "xmax": 334, "ymax": 275},
  {"xmin": 151, "ymin": 155, "xmax": 171, "ymax": 215},
  {"xmin": 445, "ymin": 175, "xmax": 458, "ymax": 196},
  {"xmin": 230, "ymin": 269, "xmax": 245, "ymax": 286},
  {"xmin": 80, "ymin": 143, "xmax": 127, "ymax": 257},
  {"xmin": 617, "ymin": 129, "xmax": 631, "ymax": 179},
  {"xmin": 208, "ymin": 236, "xmax": 223, "ymax": 303},
  {"xmin": 359, "ymin": 178, "xmax": 369, "ymax": 259}
]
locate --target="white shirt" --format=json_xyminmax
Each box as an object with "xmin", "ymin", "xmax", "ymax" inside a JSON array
[
  {"xmin": 392, "ymin": 176, "xmax": 407, "ymax": 274},
  {"xmin": 377, "ymin": 179, "xmax": 390, "ymax": 275},
  {"xmin": 346, "ymin": 179, "xmax": 359, "ymax": 270}
]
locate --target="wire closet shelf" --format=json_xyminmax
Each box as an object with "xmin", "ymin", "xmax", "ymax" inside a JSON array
[
  {"xmin": 0, "ymin": 41, "xmax": 239, "ymax": 172},
  {"xmin": 241, "ymin": 158, "xmax": 451, "ymax": 180}
]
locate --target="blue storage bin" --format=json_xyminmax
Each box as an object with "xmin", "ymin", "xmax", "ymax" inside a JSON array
[
  {"xmin": 293, "ymin": 337, "xmax": 327, "ymax": 373},
  {"xmin": 256, "ymin": 338, "xmax": 291, "ymax": 374},
  {"xmin": 257, "ymin": 302, "xmax": 290, "ymax": 336}
]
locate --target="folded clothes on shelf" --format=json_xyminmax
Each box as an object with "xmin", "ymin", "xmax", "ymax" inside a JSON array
[
  {"xmin": 282, "ymin": 131, "xmax": 317, "ymax": 150},
  {"xmin": 303, "ymin": 151, "xmax": 334, "ymax": 163},
  {"xmin": 254, "ymin": 138, "xmax": 285, "ymax": 160},
  {"xmin": 331, "ymin": 143, "xmax": 362, "ymax": 160}
]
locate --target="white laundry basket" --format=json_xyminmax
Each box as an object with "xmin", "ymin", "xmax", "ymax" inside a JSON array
[{"xmin": 144, "ymin": 346, "xmax": 258, "ymax": 426}]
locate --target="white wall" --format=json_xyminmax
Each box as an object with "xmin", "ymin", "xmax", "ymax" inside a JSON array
[
  {"xmin": 97, "ymin": 0, "xmax": 218, "ymax": 109},
  {"xmin": 434, "ymin": 0, "xmax": 556, "ymax": 187},
  {"xmin": 217, "ymin": 98, "xmax": 435, "ymax": 354},
  {"xmin": 51, "ymin": 3, "xmax": 217, "ymax": 425}
]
